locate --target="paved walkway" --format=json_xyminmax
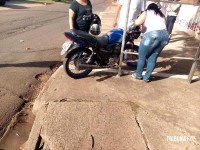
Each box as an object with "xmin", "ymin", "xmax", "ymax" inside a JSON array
[{"xmin": 23, "ymin": 2, "xmax": 200, "ymax": 150}]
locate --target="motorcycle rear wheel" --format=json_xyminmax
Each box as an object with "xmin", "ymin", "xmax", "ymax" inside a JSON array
[{"xmin": 63, "ymin": 48, "xmax": 93, "ymax": 79}]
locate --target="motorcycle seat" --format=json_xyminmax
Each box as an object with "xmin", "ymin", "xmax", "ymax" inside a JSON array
[
  {"xmin": 72, "ymin": 30, "xmax": 98, "ymax": 46},
  {"xmin": 95, "ymin": 35, "xmax": 108, "ymax": 48},
  {"xmin": 72, "ymin": 30, "xmax": 108, "ymax": 48}
]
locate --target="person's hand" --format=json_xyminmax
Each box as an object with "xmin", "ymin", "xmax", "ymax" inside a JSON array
[
  {"xmin": 128, "ymin": 23, "xmax": 137, "ymax": 32},
  {"xmin": 70, "ymin": 29, "xmax": 74, "ymax": 33},
  {"xmin": 70, "ymin": 29, "xmax": 77, "ymax": 35},
  {"xmin": 113, "ymin": 21, "xmax": 117, "ymax": 28}
]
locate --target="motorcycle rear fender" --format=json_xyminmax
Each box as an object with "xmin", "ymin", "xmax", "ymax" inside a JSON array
[
  {"xmin": 64, "ymin": 32, "xmax": 94, "ymax": 47},
  {"xmin": 64, "ymin": 32, "xmax": 83, "ymax": 44}
]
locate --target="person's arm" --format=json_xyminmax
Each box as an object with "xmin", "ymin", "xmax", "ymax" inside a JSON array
[
  {"xmin": 113, "ymin": 4, "xmax": 122, "ymax": 28},
  {"xmin": 135, "ymin": 11, "xmax": 146, "ymax": 26},
  {"xmin": 69, "ymin": 8, "xmax": 75, "ymax": 30}
]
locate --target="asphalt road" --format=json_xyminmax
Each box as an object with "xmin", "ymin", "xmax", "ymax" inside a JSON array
[{"xmin": 0, "ymin": 0, "xmax": 112, "ymax": 138}]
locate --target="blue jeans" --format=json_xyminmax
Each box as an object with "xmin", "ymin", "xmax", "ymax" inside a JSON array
[
  {"xmin": 166, "ymin": 15, "xmax": 177, "ymax": 34},
  {"xmin": 136, "ymin": 30, "xmax": 169, "ymax": 81}
]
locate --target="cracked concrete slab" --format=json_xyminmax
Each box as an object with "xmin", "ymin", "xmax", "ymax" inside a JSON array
[
  {"xmin": 136, "ymin": 108, "xmax": 200, "ymax": 150},
  {"xmin": 28, "ymin": 67, "xmax": 200, "ymax": 149},
  {"xmin": 25, "ymin": 102, "xmax": 147, "ymax": 150}
]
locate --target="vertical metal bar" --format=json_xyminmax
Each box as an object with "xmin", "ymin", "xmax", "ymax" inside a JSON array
[
  {"xmin": 192, "ymin": 7, "xmax": 200, "ymax": 31},
  {"xmin": 188, "ymin": 44, "xmax": 200, "ymax": 83},
  {"xmin": 117, "ymin": 0, "xmax": 131, "ymax": 76}
]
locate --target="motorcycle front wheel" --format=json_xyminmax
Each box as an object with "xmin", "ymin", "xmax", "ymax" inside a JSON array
[{"xmin": 63, "ymin": 48, "xmax": 93, "ymax": 79}]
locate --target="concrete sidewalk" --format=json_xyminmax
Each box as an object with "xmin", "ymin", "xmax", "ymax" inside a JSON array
[{"xmin": 23, "ymin": 3, "xmax": 200, "ymax": 150}]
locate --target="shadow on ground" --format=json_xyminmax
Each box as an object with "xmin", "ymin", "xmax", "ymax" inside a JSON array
[
  {"xmin": 0, "ymin": 61, "xmax": 62, "ymax": 68},
  {"xmin": 4, "ymin": 4, "xmax": 28, "ymax": 9},
  {"xmin": 158, "ymin": 30, "xmax": 200, "ymax": 76}
]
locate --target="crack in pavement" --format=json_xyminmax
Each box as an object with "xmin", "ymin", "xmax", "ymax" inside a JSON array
[
  {"xmin": 36, "ymin": 99, "xmax": 151, "ymax": 149},
  {"xmin": 135, "ymin": 116, "xmax": 150, "ymax": 150},
  {"xmin": 126, "ymin": 101, "xmax": 150, "ymax": 150},
  {"xmin": 44, "ymin": 99, "xmax": 200, "ymax": 149},
  {"xmin": 50, "ymin": 98, "xmax": 151, "ymax": 149}
]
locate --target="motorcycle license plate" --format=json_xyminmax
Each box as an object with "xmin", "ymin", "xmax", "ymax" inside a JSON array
[{"xmin": 60, "ymin": 40, "xmax": 73, "ymax": 55}]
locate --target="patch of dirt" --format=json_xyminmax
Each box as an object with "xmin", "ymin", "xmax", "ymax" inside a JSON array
[
  {"xmin": 0, "ymin": 103, "xmax": 35, "ymax": 150},
  {"xmin": 0, "ymin": 62, "xmax": 62, "ymax": 150}
]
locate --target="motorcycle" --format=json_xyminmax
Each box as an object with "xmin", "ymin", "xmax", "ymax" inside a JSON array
[{"xmin": 60, "ymin": 26, "xmax": 141, "ymax": 79}]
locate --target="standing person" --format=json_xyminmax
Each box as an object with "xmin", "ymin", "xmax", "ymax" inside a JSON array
[
  {"xmin": 166, "ymin": 0, "xmax": 181, "ymax": 35},
  {"xmin": 113, "ymin": 0, "xmax": 144, "ymax": 65},
  {"xmin": 69, "ymin": 0, "xmax": 93, "ymax": 33},
  {"xmin": 131, "ymin": 3, "xmax": 169, "ymax": 82},
  {"xmin": 113, "ymin": 0, "xmax": 144, "ymax": 29}
]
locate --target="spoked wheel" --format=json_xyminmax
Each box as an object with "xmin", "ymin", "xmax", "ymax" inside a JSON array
[{"xmin": 63, "ymin": 48, "xmax": 93, "ymax": 79}]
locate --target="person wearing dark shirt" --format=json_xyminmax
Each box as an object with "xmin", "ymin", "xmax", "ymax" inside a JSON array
[{"xmin": 69, "ymin": 0, "xmax": 93, "ymax": 32}]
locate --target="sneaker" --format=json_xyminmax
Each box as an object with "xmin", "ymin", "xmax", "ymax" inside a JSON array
[
  {"xmin": 132, "ymin": 73, "xmax": 142, "ymax": 80},
  {"xmin": 143, "ymin": 79, "xmax": 150, "ymax": 83}
]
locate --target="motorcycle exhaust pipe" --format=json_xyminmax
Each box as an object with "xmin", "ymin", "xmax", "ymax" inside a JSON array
[{"xmin": 78, "ymin": 64, "xmax": 109, "ymax": 69}]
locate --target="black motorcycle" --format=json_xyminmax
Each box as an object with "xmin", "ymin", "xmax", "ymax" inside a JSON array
[{"xmin": 60, "ymin": 26, "xmax": 141, "ymax": 79}]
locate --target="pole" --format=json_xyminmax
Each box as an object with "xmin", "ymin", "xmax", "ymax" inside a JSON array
[
  {"xmin": 188, "ymin": 44, "xmax": 200, "ymax": 83},
  {"xmin": 144, "ymin": 0, "xmax": 146, "ymax": 9},
  {"xmin": 117, "ymin": 0, "xmax": 131, "ymax": 76}
]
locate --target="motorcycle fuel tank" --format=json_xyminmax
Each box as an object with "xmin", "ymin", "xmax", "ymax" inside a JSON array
[{"xmin": 106, "ymin": 29, "xmax": 123, "ymax": 44}]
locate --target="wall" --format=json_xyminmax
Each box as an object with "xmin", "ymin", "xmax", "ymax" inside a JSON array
[
  {"xmin": 158, "ymin": 0, "xmax": 200, "ymax": 39},
  {"xmin": 175, "ymin": 4, "xmax": 200, "ymax": 39}
]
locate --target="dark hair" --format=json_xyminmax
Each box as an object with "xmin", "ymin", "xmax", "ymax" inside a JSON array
[{"xmin": 146, "ymin": 3, "xmax": 165, "ymax": 18}]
